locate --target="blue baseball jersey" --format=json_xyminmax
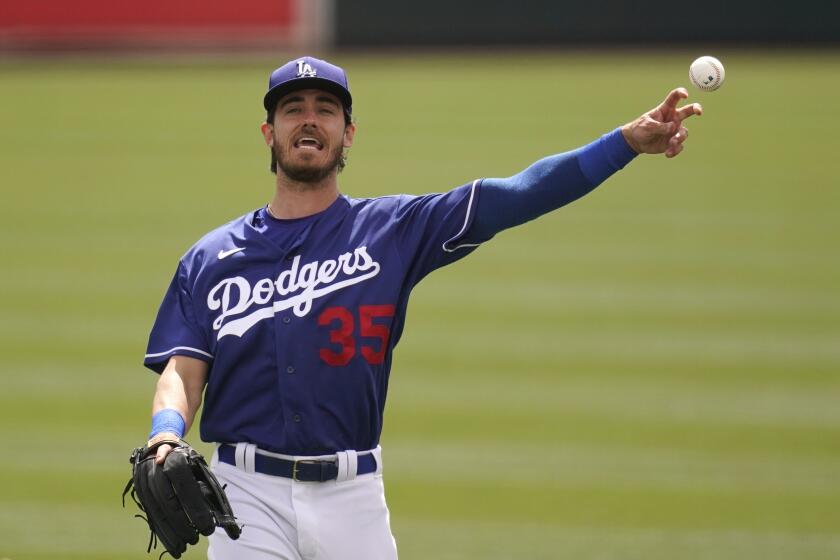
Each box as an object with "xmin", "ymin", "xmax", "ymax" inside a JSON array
[{"xmin": 145, "ymin": 181, "xmax": 485, "ymax": 455}]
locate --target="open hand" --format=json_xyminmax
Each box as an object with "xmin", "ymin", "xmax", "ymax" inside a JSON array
[{"xmin": 621, "ymin": 88, "xmax": 703, "ymax": 158}]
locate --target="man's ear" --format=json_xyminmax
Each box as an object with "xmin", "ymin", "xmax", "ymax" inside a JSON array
[
  {"xmin": 260, "ymin": 122, "xmax": 274, "ymax": 146},
  {"xmin": 343, "ymin": 122, "xmax": 356, "ymax": 149}
]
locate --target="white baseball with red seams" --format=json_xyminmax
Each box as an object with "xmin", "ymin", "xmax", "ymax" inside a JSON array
[{"xmin": 689, "ymin": 56, "xmax": 725, "ymax": 91}]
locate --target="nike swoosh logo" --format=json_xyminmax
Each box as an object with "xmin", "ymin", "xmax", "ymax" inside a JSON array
[{"xmin": 217, "ymin": 247, "xmax": 245, "ymax": 260}]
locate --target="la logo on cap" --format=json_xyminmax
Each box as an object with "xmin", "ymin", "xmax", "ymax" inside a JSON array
[{"xmin": 296, "ymin": 60, "xmax": 317, "ymax": 78}]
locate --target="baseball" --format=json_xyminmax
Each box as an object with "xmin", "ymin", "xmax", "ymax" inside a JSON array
[{"xmin": 689, "ymin": 56, "xmax": 725, "ymax": 91}]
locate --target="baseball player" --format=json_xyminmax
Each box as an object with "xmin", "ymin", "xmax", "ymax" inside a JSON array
[{"xmin": 143, "ymin": 56, "xmax": 701, "ymax": 559}]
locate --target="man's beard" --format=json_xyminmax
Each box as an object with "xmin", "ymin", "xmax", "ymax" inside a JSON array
[{"xmin": 274, "ymin": 140, "xmax": 344, "ymax": 186}]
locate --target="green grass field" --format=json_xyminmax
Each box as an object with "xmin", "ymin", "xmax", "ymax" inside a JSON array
[{"xmin": 1, "ymin": 50, "xmax": 838, "ymax": 559}]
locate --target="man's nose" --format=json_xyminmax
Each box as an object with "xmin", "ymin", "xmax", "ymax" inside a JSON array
[{"xmin": 301, "ymin": 107, "xmax": 319, "ymax": 126}]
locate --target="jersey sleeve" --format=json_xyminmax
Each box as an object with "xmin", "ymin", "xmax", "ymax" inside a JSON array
[
  {"xmin": 143, "ymin": 261, "xmax": 213, "ymax": 373},
  {"xmin": 394, "ymin": 180, "xmax": 489, "ymax": 285}
]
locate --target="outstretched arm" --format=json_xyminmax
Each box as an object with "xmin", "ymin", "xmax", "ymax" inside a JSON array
[{"xmin": 471, "ymin": 88, "xmax": 702, "ymax": 240}]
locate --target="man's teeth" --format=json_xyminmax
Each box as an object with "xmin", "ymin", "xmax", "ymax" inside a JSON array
[{"xmin": 297, "ymin": 138, "xmax": 322, "ymax": 148}]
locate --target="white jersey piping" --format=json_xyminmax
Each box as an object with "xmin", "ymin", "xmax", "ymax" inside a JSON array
[
  {"xmin": 145, "ymin": 346, "xmax": 214, "ymax": 359},
  {"xmin": 442, "ymin": 179, "xmax": 481, "ymax": 253}
]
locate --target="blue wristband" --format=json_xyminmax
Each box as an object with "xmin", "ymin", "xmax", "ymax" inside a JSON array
[{"xmin": 149, "ymin": 408, "xmax": 186, "ymax": 439}]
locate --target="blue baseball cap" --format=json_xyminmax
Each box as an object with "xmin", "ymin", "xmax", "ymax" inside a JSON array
[{"xmin": 263, "ymin": 56, "xmax": 352, "ymax": 115}]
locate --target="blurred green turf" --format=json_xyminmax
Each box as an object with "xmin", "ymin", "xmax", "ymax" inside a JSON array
[{"xmin": 1, "ymin": 50, "xmax": 838, "ymax": 559}]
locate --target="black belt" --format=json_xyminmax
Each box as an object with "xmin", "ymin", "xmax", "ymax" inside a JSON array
[{"xmin": 218, "ymin": 444, "xmax": 377, "ymax": 482}]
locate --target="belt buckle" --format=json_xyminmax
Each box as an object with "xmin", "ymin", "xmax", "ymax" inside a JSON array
[{"xmin": 292, "ymin": 459, "xmax": 318, "ymax": 482}]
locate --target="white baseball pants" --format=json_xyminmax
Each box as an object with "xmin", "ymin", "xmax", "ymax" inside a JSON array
[{"xmin": 207, "ymin": 445, "xmax": 398, "ymax": 560}]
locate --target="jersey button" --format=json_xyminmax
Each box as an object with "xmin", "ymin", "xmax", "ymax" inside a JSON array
[
  {"xmin": 286, "ymin": 366, "xmax": 295, "ymax": 374},
  {"xmin": 282, "ymin": 316, "xmax": 291, "ymax": 324},
  {"xmin": 293, "ymin": 414, "xmax": 302, "ymax": 423}
]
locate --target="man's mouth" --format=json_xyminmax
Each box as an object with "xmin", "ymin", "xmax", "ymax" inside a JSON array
[{"xmin": 294, "ymin": 137, "xmax": 324, "ymax": 151}]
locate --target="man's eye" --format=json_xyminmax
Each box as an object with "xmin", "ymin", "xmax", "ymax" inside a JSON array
[
  {"xmin": 285, "ymin": 107, "xmax": 301, "ymax": 114},
  {"xmin": 319, "ymin": 107, "xmax": 335, "ymax": 115}
]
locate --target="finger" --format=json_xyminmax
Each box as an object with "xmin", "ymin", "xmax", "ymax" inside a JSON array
[
  {"xmin": 668, "ymin": 129, "xmax": 686, "ymax": 149},
  {"xmin": 666, "ymin": 142, "xmax": 685, "ymax": 158},
  {"xmin": 666, "ymin": 133, "xmax": 682, "ymax": 154},
  {"xmin": 659, "ymin": 87, "xmax": 689, "ymax": 111},
  {"xmin": 676, "ymin": 102, "xmax": 702, "ymax": 121},
  {"xmin": 155, "ymin": 443, "xmax": 173, "ymax": 465}
]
